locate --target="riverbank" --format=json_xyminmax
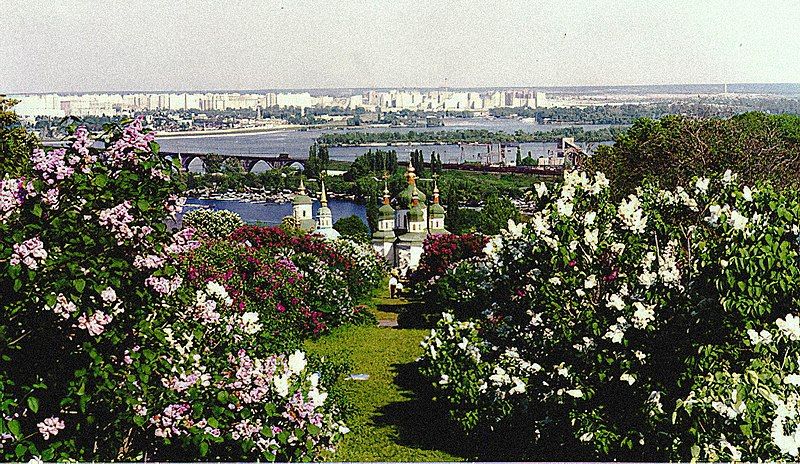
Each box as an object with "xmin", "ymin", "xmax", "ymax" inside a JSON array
[{"xmin": 186, "ymin": 187, "xmax": 359, "ymax": 204}]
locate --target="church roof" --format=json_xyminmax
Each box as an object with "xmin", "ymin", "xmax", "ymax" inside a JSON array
[{"xmin": 292, "ymin": 178, "xmax": 312, "ymax": 205}]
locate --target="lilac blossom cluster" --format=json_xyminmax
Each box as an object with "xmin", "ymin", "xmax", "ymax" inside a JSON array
[{"xmin": 10, "ymin": 236, "xmax": 47, "ymax": 269}]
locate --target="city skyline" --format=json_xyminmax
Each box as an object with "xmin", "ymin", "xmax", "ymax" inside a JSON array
[{"xmin": 2, "ymin": 0, "xmax": 799, "ymax": 93}]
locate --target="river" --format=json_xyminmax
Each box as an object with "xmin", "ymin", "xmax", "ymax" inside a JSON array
[
  {"xmin": 157, "ymin": 117, "xmax": 616, "ymax": 168},
  {"xmin": 181, "ymin": 198, "xmax": 367, "ymax": 226}
]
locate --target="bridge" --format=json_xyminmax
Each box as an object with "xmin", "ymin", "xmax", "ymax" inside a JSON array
[
  {"xmin": 398, "ymin": 160, "xmax": 564, "ymax": 176},
  {"xmin": 162, "ymin": 152, "xmax": 306, "ymax": 172}
]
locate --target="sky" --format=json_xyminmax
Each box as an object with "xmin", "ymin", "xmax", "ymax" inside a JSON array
[{"xmin": 1, "ymin": 0, "xmax": 799, "ymax": 93}]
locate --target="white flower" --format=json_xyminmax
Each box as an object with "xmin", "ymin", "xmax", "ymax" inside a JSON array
[
  {"xmin": 620, "ymin": 373, "xmax": 636, "ymax": 385},
  {"xmin": 722, "ymin": 169, "xmax": 734, "ymax": 185},
  {"xmin": 206, "ymin": 281, "xmax": 233, "ymax": 305},
  {"xmin": 742, "ymin": 185, "xmax": 753, "ymax": 202},
  {"xmin": 439, "ymin": 374, "xmax": 450, "ymax": 385},
  {"xmin": 631, "ymin": 302, "xmax": 655, "ymax": 329},
  {"xmin": 308, "ymin": 387, "xmax": 328, "ymax": 407},
  {"xmin": 772, "ymin": 415, "xmax": 800, "ymax": 457},
  {"xmin": 556, "ymin": 198, "xmax": 574, "ymax": 217},
  {"xmin": 273, "ymin": 372, "xmax": 291, "ymax": 397},
  {"xmin": 548, "ymin": 277, "xmax": 561, "ymax": 285},
  {"xmin": 784, "ymin": 374, "xmax": 800, "ymax": 386},
  {"xmin": 604, "ymin": 316, "xmax": 629, "ymax": 344},
  {"xmin": 584, "ymin": 275, "xmax": 597, "ymax": 289},
  {"xmin": 584, "ymin": 228, "xmax": 599, "ymax": 251},
  {"xmin": 509, "ymin": 377, "xmax": 526, "ymax": 395},
  {"xmin": 617, "ymin": 195, "xmax": 648, "ymax": 233},
  {"xmin": 240, "ymin": 312, "xmax": 262, "ymax": 334},
  {"xmin": 100, "ymin": 287, "xmax": 117, "ymax": 304},
  {"xmin": 505, "ymin": 219, "xmax": 526, "ymax": 237},
  {"xmin": 535, "ymin": 182, "xmax": 548, "ymax": 198},
  {"xmin": 695, "ymin": 177, "xmax": 710, "ymax": 194},
  {"xmin": 565, "ymin": 389, "xmax": 583, "ymax": 398},
  {"xmin": 777, "ymin": 314, "xmax": 800, "ymax": 341},
  {"xmin": 287, "ymin": 350, "xmax": 307, "ymax": 374},
  {"xmin": 606, "ymin": 294, "xmax": 625, "ymax": 311},
  {"xmin": 583, "ymin": 211, "xmax": 597, "ymax": 225},
  {"xmin": 728, "ymin": 209, "xmax": 748, "ymax": 231},
  {"xmin": 579, "ymin": 432, "xmax": 594, "ymax": 442},
  {"xmin": 747, "ymin": 328, "xmax": 773, "ymax": 345}
]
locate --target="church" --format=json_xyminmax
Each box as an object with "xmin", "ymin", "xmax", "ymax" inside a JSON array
[
  {"xmin": 372, "ymin": 165, "xmax": 448, "ymax": 271},
  {"xmin": 289, "ymin": 164, "xmax": 448, "ymax": 271},
  {"xmin": 290, "ymin": 178, "xmax": 340, "ymax": 240}
]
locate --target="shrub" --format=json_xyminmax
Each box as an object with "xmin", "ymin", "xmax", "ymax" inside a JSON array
[
  {"xmin": 181, "ymin": 208, "xmax": 244, "ymax": 239},
  {"xmin": 333, "ymin": 215, "xmax": 370, "ymax": 242},
  {"xmin": 418, "ymin": 169, "xmax": 800, "ymax": 461},
  {"xmin": 0, "ymin": 118, "xmax": 352, "ymax": 461}
]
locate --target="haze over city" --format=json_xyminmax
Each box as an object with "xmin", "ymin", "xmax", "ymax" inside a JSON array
[{"xmin": 2, "ymin": 0, "xmax": 799, "ymax": 94}]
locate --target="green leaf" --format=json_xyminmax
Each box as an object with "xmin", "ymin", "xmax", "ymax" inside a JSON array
[
  {"xmin": 32, "ymin": 203, "xmax": 43, "ymax": 217},
  {"xmin": 15, "ymin": 443, "xmax": 26, "ymax": 459},
  {"xmin": 27, "ymin": 396, "xmax": 39, "ymax": 413},
  {"xmin": 7, "ymin": 420, "xmax": 21, "ymax": 438},
  {"xmin": 74, "ymin": 279, "xmax": 86, "ymax": 293},
  {"xmin": 92, "ymin": 174, "xmax": 108, "ymax": 187},
  {"xmin": 137, "ymin": 199, "xmax": 150, "ymax": 211},
  {"xmin": 199, "ymin": 441, "xmax": 209, "ymax": 457},
  {"xmin": 207, "ymin": 417, "xmax": 219, "ymax": 428}
]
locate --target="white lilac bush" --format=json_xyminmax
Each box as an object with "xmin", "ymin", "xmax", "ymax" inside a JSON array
[
  {"xmin": 0, "ymin": 119, "xmax": 348, "ymax": 461},
  {"xmin": 181, "ymin": 208, "xmax": 244, "ymax": 239},
  {"xmin": 418, "ymin": 169, "xmax": 800, "ymax": 461}
]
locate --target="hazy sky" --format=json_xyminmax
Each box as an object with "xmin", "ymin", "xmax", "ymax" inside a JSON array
[{"xmin": 2, "ymin": 0, "xmax": 799, "ymax": 93}]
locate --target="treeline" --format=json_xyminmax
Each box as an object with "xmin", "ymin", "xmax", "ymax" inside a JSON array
[
  {"xmin": 317, "ymin": 126, "xmax": 626, "ymax": 146},
  {"xmin": 490, "ymin": 99, "xmax": 800, "ymax": 124}
]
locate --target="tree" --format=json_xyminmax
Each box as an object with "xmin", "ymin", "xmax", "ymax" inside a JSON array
[
  {"xmin": 365, "ymin": 193, "xmax": 379, "ymax": 232},
  {"xmin": 477, "ymin": 195, "xmax": 521, "ymax": 235},
  {"xmin": 334, "ymin": 215, "xmax": 370, "ymax": 242},
  {"xmin": 0, "ymin": 97, "xmax": 40, "ymax": 176}
]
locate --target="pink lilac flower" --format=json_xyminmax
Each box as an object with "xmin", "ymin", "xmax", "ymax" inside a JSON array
[
  {"xmin": 133, "ymin": 253, "xmax": 166, "ymax": 270},
  {"xmin": 151, "ymin": 403, "xmax": 191, "ymax": 438},
  {"xmin": 10, "ymin": 237, "xmax": 47, "ymax": 269},
  {"xmin": 77, "ymin": 311, "xmax": 113, "ymax": 336},
  {"xmin": 0, "ymin": 178, "xmax": 28, "ymax": 220},
  {"xmin": 49, "ymin": 293, "xmax": 77, "ymax": 319},
  {"xmin": 37, "ymin": 417, "xmax": 65, "ymax": 440},
  {"xmin": 145, "ymin": 275, "xmax": 183, "ymax": 296},
  {"xmin": 107, "ymin": 117, "xmax": 156, "ymax": 168},
  {"xmin": 98, "ymin": 201, "xmax": 135, "ymax": 243},
  {"xmin": 164, "ymin": 228, "xmax": 200, "ymax": 255},
  {"xmin": 164, "ymin": 195, "xmax": 186, "ymax": 216},
  {"xmin": 72, "ymin": 126, "xmax": 96, "ymax": 172},
  {"xmin": 42, "ymin": 188, "xmax": 59, "ymax": 208},
  {"xmin": 31, "ymin": 148, "xmax": 74, "ymax": 184}
]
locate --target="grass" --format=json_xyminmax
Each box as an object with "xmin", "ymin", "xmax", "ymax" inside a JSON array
[{"xmin": 303, "ymin": 282, "xmax": 465, "ymax": 462}]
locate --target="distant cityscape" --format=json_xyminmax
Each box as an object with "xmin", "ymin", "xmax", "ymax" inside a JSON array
[{"xmin": 9, "ymin": 89, "xmax": 552, "ymax": 118}]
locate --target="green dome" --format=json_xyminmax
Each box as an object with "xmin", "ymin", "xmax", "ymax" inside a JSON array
[
  {"xmin": 429, "ymin": 203, "xmax": 445, "ymax": 217},
  {"xmin": 292, "ymin": 194, "xmax": 312, "ymax": 205},
  {"xmin": 396, "ymin": 184, "xmax": 426, "ymax": 208},
  {"xmin": 409, "ymin": 204, "xmax": 425, "ymax": 221},
  {"xmin": 379, "ymin": 203, "xmax": 395, "ymax": 219}
]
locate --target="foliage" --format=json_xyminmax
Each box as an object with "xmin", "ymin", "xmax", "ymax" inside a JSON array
[
  {"xmin": 417, "ymin": 169, "xmax": 800, "ymax": 461},
  {"xmin": 181, "ymin": 208, "xmax": 244, "ymax": 239},
  {"xmin": 317, "ymin": 127, "xmax": 627, "ymax": 145},
  {"xmin": 333, "ymin": 215, "xmax": 370, "ymax": 242},
  {"xmin": 585, "ymin": 113, "xmax": 800, "ymax": 197},
  {"xmin": 0, "ymin": 97, "xmax": 39, "ymax": 176},
  {"xmin": 343, "ymin": 149, "xmax": 398, "ymax": 181},
  {"xmin": 305, "ymin": 144, "xmax": 329, "ymax": 179},
  {"xmin": 477, "ymin": 195, "xmax": 521, "ymax": 235},
  {"xmin": 0, "ymin": 117, "xmax": 372, "ymax": 461}
]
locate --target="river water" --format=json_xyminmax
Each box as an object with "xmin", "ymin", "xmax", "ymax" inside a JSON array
[
  {"xmin": 157, "ymin": 118, "xmax": 616, "ymax": 166},
  {"xmin": 182, "ymin": 198, "xmax": 367, "ymax": 226}
]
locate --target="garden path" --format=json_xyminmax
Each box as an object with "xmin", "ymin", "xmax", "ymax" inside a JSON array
[{"xmin": 305, "ymin": 286, "xmax": 466, "ymax": 462}]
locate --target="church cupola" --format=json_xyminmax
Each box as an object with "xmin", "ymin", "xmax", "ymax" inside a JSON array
[
  {"xmin": 428, "ymin": 177, "xmax": 448, "ymax": 235},
  {"xmin": 292, "ymin": 178, "xmax": 316, "ymax": 231},
  {"xmin": 408, "ymin": 188, "xmax": 426, "ymax": 233},
  {"xmin": 315, "ymin": 179, "xmax": 339, "ymax": 239}
]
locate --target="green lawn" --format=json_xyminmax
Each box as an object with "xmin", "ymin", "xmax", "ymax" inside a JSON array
[
  {"xmin": 305, "ymin": 285, "xmax": 466, "ymax": 461},
  {"xmin": 305, "ymin": 325, "xmax": 464, "ymax": 461}
]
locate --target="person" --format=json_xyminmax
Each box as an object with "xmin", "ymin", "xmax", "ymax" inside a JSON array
[{"xmin": 388, "ymin": 274, "xmax": 398, "ymax": 299}]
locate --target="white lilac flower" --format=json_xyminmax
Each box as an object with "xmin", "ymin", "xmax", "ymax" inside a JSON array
[
  {"xmin": 617, "ymin": 195, "xmax": 648, "ymax": 233},
  {"xmin": 206, "ymin": 281, "xmax": 233, "ymax": 305},
  {"xmin": 439, "ymin": 374, "xmax": 450, "ymax": 385},
  {"xmin": 37, "ymin": 417, "xmax": 65, "ymax": 440},
  {"xmin": 509, "ymin": 377, "xmax": 526, "ymax": 394},
  {"xmin": 747, "ymin": 328, "xmax": 774, "ymax": 345},
  {"xmin": 273, "ymin": 372, "xmax": 291, "ymax": 397},
  {"xmin": 772, "ymin": 414, "xmax": 800, "ymax": 457},
  {"xmin": 240, "ymin": 312, "xmax": 263, "ymax": 334},
  {"xmin": 565, "ymin": 389, "xmax": 583, "ymax": 398},
  {"xmin": 556, "ymin": 198, "xmax": 574, "ymax": 217},
  {"xmin": 604, "ymin": 317, "xmax": 629, "ymax": 344},
  {"xmin": 777, "ymin": 314, "xmax": 800, "ymax": 341},
  {"xmin": 505, "ymin": 219, "xmax": 526, "ymax": 237},
  {"xmin": 620, "ymin": 373, "xmax": 636, "ymax": 385},
  {"xmin": 583, "ymin": 211, "xmax": 596, "ymax": 225},
  {"xmin": 308, "ymin": 387, "xmax": 328, "ymax": 407},
  {"xmin": 742, "ymin": 186, "xmax": 753, "ymax": 202},
  {"xmin": 784, "ymin": 374, "xmax": 800, "ymax": 386},
  {"xmin": 722, "ymin": 169, "xmax": 734, "ymax": 185},
  {"xmin": 100, "ymin": 287, "xmax": 117, "ymax": 304},
  {"xmin": 584, "ymin": 228, "xmax": 599, "ymax": 251},
  {"xmin": 584, "ymin": 275, "xmax": 597, "ymax": 289},
  {"xmin": 631, "ymin": 302, "xmax": 655, "ymax": 329},
  {"xmin": 535, "ymin": 182, "xmax": 548, "ymax": 198},
  {"xmin": 606, "ymin": 294, "xmax": 625, "ymax": 311},
  {"xmin": 695, "ymin": 177, "xmax": 710, "ymax": 194},
  {"xmin": 288, "ymin": 350, "xmax": 307, "ymax": 374},
  {"xmin": 728, "ymin": 209, "xmax": 748, "ymax": 231}
]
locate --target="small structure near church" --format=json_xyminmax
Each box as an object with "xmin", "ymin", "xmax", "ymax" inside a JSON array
[{"xmin": 287, "ymin": 177, "xmax": 341, "ymax": 239}]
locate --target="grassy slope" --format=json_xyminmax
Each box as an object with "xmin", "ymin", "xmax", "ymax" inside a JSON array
[{"xmin": 304, "ymin": 285, "xmax": 464, "ymax": 462}]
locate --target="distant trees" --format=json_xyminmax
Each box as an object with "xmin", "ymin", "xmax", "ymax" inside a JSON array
[
  {"xmin": 305, "ymin": 143, "xmax": 329, "ymax": 179},
  {"xmin": 317, "ymin": 127, "xmax": 627, "ymax": 146},
  {"xmin": 410, "ymin": 150, "xmax": 425, "ymax": 175},
  {"xmin": 430, "ymin": 151, "xmax": 443, "ymax": 175},
  {"xmin": 0, "ymin": 98, "xmax": 39, "ymax": 177},
  {"xmin": 344, "ymin": 149, "xmax": 398, "ymax": 181},
  {"xmin": 585, "ymin": 113, "xmax": 800, "ymax": 196}
]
